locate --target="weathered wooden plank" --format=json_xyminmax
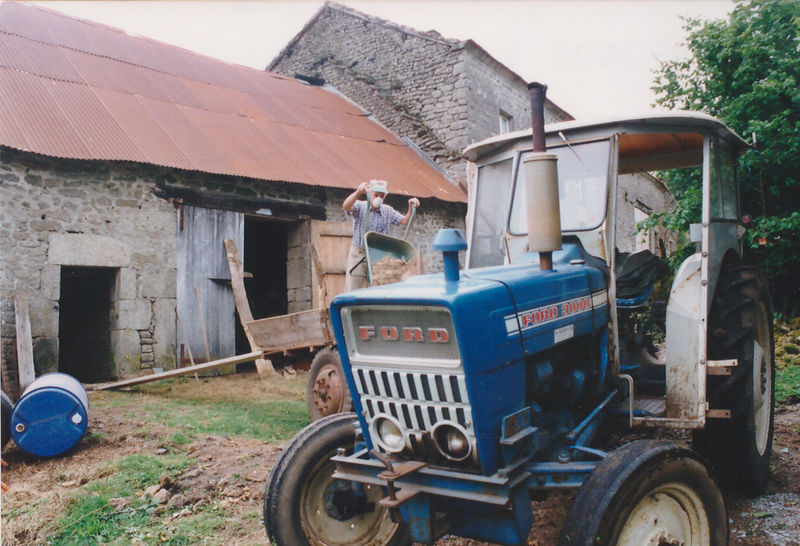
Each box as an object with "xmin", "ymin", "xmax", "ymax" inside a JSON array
[
  {"xmin": 224, "ymin": 239, "xmax": 275, "ymax": 375},
  {"xmin": 309, "ymin": 244, "xmax": 334, "ymax": 344},
  {"xmin": 246, "ymin": 309, "xmax": 327, "ymax": 350},
  {"xmin": 86, "ymin": 351, "xmax": 262, "ymax": 391},
  {"xmin": 177, "ymin": 206, "xmax": 242, "ymax": 360},
  {"xmin": 224, "ymin": 239, "xmax": 254, "ymax": 322},
  {"xmin": 13, "ymin": 294, "xmax": 35, "ymax": 393},
  {"xmin": 311, "ymin": 220, "xmax": 352, "ymax": 309}
]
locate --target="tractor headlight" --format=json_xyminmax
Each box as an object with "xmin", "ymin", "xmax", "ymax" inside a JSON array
[
  {"xmin": 371, "ymin": 415, "xmax": 406, "ymax": 453},
  {"xmin": 432, "ymin": 422, "xmax": 472, "ymax": 462}
]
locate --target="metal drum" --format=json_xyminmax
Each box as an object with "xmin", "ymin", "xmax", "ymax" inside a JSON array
[{"xmin": 10, "ymin": 373, "xmax": 89, "ymax": 457}]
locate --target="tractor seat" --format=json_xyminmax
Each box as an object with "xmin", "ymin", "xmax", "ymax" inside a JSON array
[{"xmin": 615, "ymin": 250, "xmax": 669, "ymax": 308}]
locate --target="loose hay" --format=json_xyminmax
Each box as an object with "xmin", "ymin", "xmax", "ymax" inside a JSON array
[{"xmin": 371, "ymin": 255, "xmax": 418, "ymax": 286}]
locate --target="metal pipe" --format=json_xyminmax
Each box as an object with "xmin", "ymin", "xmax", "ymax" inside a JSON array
[{"xmin": 528, "ymin": 82, "xmax": 547, "ymax": 153}]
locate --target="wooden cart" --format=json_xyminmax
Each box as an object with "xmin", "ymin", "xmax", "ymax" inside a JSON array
[{"xmin": 224, "ymin": 239, "xmax": 349, "ymax": 419}]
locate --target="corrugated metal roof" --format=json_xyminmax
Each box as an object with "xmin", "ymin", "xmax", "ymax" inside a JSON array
[{"xmin": 0, "ymin": 2, "xmax": 465, "ymax": 202}]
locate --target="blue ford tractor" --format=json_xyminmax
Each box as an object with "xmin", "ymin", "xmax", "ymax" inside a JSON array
[{"xmin": 264, "ymin": 84, "xmax": 774, "ymax": 545}]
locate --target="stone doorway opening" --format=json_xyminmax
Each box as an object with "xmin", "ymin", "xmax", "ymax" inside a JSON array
[
  {"xmin": 235, "ymin": 217, "xmax": 290, "ymax": 355},
  {"xmin": 59, "ymin": 266, "xmax": 116, "ymax": 382}
]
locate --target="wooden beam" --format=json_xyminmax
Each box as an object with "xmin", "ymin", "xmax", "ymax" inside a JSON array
[
  {"xmin": 224, "ymin": 239, "xmax": 275, "ymax": 376},
  {"xmin": 86, "ymin": 351, "xmax": 262, "ymax": 391},
  {"xmin": 13, "ymin": 294, "xmax": 35, "ymax": 394},
  {"xmin": 155, "ymin": 185, "xmax": 326, "ymax": 220}
]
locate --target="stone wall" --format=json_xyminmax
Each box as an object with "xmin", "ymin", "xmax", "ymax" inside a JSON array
[
  {"xmin": 269, "ymin": 4, "xmax": 571, "ymax": 188},
  {"xmin": 616, "ymin": 173, "xmax": 678, "ymax": 256},
  {"xmin": 462, "ymin": 48, "xmax": 567, "ymax": 147},
  {"xmin": 1, "ymin": 148, "xmax": 466, "ymax": 393},
  {"xmin": 1, "ymin": 148, "xmax": 177, "ymax": 394},
  {"xmin": 271, "ymin": 7, "xmax": 465, "ymax": 181}
]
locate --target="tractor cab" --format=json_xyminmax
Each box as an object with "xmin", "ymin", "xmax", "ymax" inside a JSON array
[{"xmin": 464, "ymin": 113, "xmax": 752, "ymax": 427}]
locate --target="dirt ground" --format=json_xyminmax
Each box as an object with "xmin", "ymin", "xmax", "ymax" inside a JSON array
[{"xmin": 2, "ymin": 372, "xmax": 799, "ymax": 545}]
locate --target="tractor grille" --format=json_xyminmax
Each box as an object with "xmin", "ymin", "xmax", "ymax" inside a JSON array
[{"xmin": 352, "ymin": 367, "xmax": 473, "ymax": 433}]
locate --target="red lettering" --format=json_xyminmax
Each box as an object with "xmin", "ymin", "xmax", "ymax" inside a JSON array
[
  {"xmin": 428, "ymin": 328, "xmax": 450, "ymax": 343},
  {"xmin": 403, "ymin": 327, "xmax": 424, "ymax": 342},
  {"xmin": 380, "ymin": 326, "xmax": 399, "ymax": 341},
  {"xmin": 522, "ymin": 313, "xmax": 533, "ymax": 327},
  {"xmin": 359, "ymin": 325, "xmax": 375, "ymax": 340}
]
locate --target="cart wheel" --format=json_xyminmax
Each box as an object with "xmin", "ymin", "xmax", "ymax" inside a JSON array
[
  {"xmin": 694, "ymin": 264, "xmax": 774, "ymax": 495},
  {"xmin": 264, "ymin": 412, "xmax": 409, "ymax": 546},
  {"xmin": 1, "ymin": 391, "xmax": 12, "ymax": 448},
  {"xmin": 307, "ymin": 347, "xmax": 352, "ymax": 421},
  {"xmin": 558, "ymin": 440, "xmax": 727, "ymax": 546}
]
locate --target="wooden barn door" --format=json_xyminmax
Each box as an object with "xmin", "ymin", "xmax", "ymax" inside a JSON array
[
  {"xmin": 177, "ymin": 205, "xmax": 243, "ymax": 363},
  {"xmin": 311, "ymin": 221, "xmax": 353, "ymax": 309}
]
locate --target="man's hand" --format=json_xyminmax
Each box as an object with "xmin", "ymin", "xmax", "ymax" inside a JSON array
[
  {"xmin": 408, "ymin": 197, "xmax": 420, "ymax": 209},
  {"xmin": 358, "ymin": 182, "xmax": 370, "ymax": 195}
]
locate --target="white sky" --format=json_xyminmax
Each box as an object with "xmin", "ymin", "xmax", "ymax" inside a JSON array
[{"xmin": 32, "ymin": 0, "xmax": 734, "ymax": 119}]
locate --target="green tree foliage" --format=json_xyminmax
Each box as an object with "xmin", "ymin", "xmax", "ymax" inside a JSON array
[{"xmin": 652, "ymin": 0, "xmax": 800, "ymax": 315}]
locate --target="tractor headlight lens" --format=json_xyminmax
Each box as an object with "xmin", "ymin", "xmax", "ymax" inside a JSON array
[
  {"xmin": 432, "ymin": 422, "xmax": 472, "ymax": 462},
  {"xmin": 373, "ymin": 416, "xmax": 405, "ymax": 453}
]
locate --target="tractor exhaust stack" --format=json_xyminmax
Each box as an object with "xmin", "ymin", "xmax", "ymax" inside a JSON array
[{"xmin": 524, "ymin": 82, "xmax": 561, "ymax": 270}]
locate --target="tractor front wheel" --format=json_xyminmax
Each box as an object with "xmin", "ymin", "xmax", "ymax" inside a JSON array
[
  {"xmin": 264, "ymin": 412, "xmax": 409, "ymax": 546},
  {"xmin": 558, "ymin": 440, "xmax": 727, "ymax": 546}
]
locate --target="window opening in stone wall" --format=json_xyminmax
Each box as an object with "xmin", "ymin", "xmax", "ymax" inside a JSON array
[
  {"xmin": 634, "ymin": 206, "xmax": 652, "ymax": 253},
  {"xmin": 499, "ymin": 110, "xmax": 512, "ymax": 134},
  {"xmin": 59, "ymin": 266, "xmax": 116, "ymax": 382},
  {"xmin": 235, "ymin": 217, "xmax": 289, "ymax": 356}
]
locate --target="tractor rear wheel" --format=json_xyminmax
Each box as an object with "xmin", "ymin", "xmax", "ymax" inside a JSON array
[
  {"xmin": 558, "ymin": 440, "xmax": 727, "ymax": 546},
  {"xmin": 694, "ymin": 264, "xmax": 774, "ymax": 495},
  {"xmin": 264, "ymin": 412, "xmax": 409, "ymax": 546},
  {"xmin": 307, "ymin": 347, "xmax": 352, "ymax": 421}
]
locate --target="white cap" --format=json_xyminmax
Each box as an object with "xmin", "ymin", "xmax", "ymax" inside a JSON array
[{"xmin": 369, "ymin": 179, "xmax": 388, "ymax": 195}]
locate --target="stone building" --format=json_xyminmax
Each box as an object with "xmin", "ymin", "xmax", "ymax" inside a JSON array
[
  {"xmin": 268, "ymin": 2, "xmax": 573, "ymax": 188},
  {"xmin": 0, "ymin": 3, "xmax": 464, "ymax": 395}
]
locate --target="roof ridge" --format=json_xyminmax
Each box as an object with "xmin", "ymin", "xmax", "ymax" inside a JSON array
[{"xmin": 323, "ymin": 2, "xmax": 460, "ymax": 47}]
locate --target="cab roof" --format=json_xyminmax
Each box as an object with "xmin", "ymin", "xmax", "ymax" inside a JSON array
[{"xmin": 464, "ymin": 112, "xmax": 748, "ymax": 173}]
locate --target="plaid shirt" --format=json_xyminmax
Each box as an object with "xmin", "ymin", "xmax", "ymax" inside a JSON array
[{"xmin": 348, "ymin": 200, "xmax": 404, "ymax": 249}]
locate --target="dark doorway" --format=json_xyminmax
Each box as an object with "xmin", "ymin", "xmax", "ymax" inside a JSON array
[
  {"xmin": 59, "ymin": 267, "xmax": 116, "ymax": 382},
  {"xmin": 235, "ymin": 217, "xmax": 289, "ymax": 355}
]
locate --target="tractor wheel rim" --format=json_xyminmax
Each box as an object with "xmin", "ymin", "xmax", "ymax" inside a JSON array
[
  {"xmin": 313, "ymin": 364, "xmax": 345, "ymax": 417},
  {"xmin": 617, "ymin": 482, "xmax": 710, "ymax": 546},
  {"xmin": 299, "ymin": 456, "xmax": 399, "ymax": 545},
  {"xmin": 753, "ymin": 302, "xmax": 772, "ymax": 455}
]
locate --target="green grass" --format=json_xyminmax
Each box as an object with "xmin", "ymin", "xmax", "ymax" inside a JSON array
[
  {"xmin": 776, "ymin": 365, "xmax": 800, "ymax": 406},
  {"xmin": 135, "ymin": 398, "xmax": 308, "ymax": 442},
  {"xmin": 49, "ymin": 454, "xmax": 192, "ymax": 545},
  {"xmin": 89, "ymin": 454, "xmax": 191, "ymax": 497}
]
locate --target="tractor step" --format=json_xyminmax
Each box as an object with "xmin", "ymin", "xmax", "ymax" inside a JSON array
[{"xmin": 611, "ymin": 396, "xmax": 666, "ymax": 418}]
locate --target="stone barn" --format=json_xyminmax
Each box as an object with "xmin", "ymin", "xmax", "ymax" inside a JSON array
[
  {"xmin": 0, "ymin": 2, "xmax": 465, "ymax": 395},
  {"xmin": 268, "ymin": 2, "xmax": 574, "ymax": 188},
  {"xmin": 269, "ymin": 2, "xmax": 675, "ymax": 262}
]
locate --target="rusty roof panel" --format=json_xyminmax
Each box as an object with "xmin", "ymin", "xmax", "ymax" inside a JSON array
[
  {"xmin": 93, "ymin": 88, "xmax": 192, "ymax": 169},
  {"xmin": 43, "ymin": 77, "xmax": 144, "ymax": 161},
  {"xmin": 0, "ymin": 32, "xmax": 82, "ymax": 83},
  {"xmin": 0, "ymin": 3, "xmax": 465, "ymax": 202},
  {"xmin": 136, "ymin": 97, "xmax": 238, "ymax": 175},
  {"xmin": 0, "ymin": 67, "xmax": 91, "ymax": 158}
]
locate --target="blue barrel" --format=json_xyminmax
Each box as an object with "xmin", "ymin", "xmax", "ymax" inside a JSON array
[{"xmin": 10, "ymin": 373, "xmax": 89, "ymax": 457}]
